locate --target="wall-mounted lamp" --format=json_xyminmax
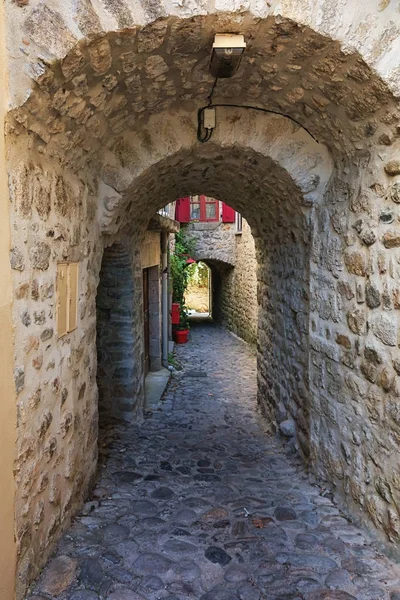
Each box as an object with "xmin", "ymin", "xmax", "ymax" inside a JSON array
[{"xmin": 209, "ymin": 34, "xmax": 246, "ymax": 78}]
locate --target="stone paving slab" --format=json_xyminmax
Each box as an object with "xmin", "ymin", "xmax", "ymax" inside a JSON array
[{"xmin": 27, "ymin": 324, "xmax": 400, "ymax": 600}]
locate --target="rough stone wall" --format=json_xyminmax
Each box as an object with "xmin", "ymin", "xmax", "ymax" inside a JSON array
[
  {"xmin": 8, "ymin": 152, "xmax": 101, "ymax": 596},
  {"xmin": 5, "ymin": 0, "xmax": 400, "ymax": 109},
  {"xmin": 215, "ymin": 220, "xmax": 258, "ymax": 344},
  {"xmin": 96, "ymin": 243, "xmax": 142, "ymax": 422},
  {"xmin": 188, "ymin": 221, "xmax": 236, "ymax": 267},
  {"xmin": 257, "ymin": 213, "xmax": 311, "ymax": 455},
  {"xmin": 309, "ymin": 168, "xmax": 400, "ymax": 549},
  {"xmin": 185, "ymin": 219, "xmax": 258, "ymax": 343},
  {"xmin": 9, "ymin": 143, "xmax": 148, "ymax": 595}
]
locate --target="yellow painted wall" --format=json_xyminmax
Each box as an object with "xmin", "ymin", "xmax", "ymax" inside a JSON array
[{"xmin": 0, "ymin": 2, "xmax": 18, "ymax": 598}]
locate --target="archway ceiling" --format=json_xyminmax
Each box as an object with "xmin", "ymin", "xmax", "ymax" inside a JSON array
[
  {"xmin": 94, "ymin": 107, "xmax": 332, "ymax": 233},
  {"xmin": 111, "ymin": 144, "xmax": 310, "ymax": 244},
  {"xmin": 8, "ymin": 13, "xmax": 400, "ymax": 174}
]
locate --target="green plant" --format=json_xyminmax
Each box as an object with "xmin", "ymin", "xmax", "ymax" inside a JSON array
[
  {"xmin": 177, "ymin": 305, "xmax": 190, "ymax": 331},
  {"xmin": 168, "ymin": 353, "xmax": 182, "ymax": 370},
  {"xmin": 170, "ymin": 228, "xmax": 196, "ymax": 308}
]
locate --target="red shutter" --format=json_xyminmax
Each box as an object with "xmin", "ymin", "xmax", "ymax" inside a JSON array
[
  {"xmin": 175, "ymin": 197, "xmax": 190, "ymax": 223},
  {"xmin": 222, "ymin": 203, "xmax": 235, "ymax": 223}
]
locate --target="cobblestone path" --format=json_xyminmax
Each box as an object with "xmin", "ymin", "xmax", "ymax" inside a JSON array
[{"xmin": 29, "ymin": 324, "xmax": 400, "ymax": 600}]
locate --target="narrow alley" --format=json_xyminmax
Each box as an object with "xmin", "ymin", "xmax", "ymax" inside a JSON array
[{"xmin": 29, "ymin": 324, "xmax": 400, "ymax": 600}]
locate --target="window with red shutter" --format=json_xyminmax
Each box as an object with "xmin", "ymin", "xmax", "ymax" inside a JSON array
[
  {"xmin": 175, "ymin": 197, "xmax": 190, "ymax": 223},
  {"xmin": 221, "ymin": 203, "xmax": 235, "ymax": 223}
]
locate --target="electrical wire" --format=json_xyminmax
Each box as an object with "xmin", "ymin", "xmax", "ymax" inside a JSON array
[
  {"xmin": 207, "ymin": 77, "xmax": 218, "ymax": 106},
  {"xmin": 197, "ymin": 79, "xmax": 319, "ymax": 144}
]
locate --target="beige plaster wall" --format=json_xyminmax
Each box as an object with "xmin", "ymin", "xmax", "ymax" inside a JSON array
[{"xmin": 0, "ymin": 3, "xmax": 18, "ymax": 598}]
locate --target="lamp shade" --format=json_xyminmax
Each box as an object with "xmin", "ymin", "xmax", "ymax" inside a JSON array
[{"xmin": 210, "ymin": 34, "xmax": 246, "ymax": 78}]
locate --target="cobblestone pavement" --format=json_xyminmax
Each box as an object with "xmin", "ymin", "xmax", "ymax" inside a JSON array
[{"xmin": 29, "ymin": 324, "xmax": 400, "ymax": 600}]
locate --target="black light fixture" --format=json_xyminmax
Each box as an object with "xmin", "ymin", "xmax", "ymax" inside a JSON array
[
  {"xmin": 209, "ymin": 34, "xmax": 246, "ymax": 78},
  {"xmin": 198, "ymin": 32, "xmax": 317, "ymax": 145}
]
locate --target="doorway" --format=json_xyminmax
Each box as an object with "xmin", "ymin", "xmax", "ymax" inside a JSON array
[{"xmin": 184, "ymin": 261, "xmax": 211, "ymax": 319}]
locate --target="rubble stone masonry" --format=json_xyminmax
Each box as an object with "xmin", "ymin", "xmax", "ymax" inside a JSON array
[
  {"xmin": 188, "ymin": 219, "xmax": 258, "ymax": 344},
  {"xmin": 218, "ymin": 220, "xmax": 258, "ymax": 345}
]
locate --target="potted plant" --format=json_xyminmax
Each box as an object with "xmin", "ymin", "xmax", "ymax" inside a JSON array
[{"xmin": 175, "ymin": 305, "xmax": 190, "ymax": 344}]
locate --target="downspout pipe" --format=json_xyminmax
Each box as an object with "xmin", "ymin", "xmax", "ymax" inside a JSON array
[{"xmin": 161, "ymin": 232, "xmax": 169, "ymax": 368}]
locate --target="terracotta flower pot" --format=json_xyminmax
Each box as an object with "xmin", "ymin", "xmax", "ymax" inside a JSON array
[{"xmin": 175, "ymin": 329, "xmax": 189, "ymax": 344}]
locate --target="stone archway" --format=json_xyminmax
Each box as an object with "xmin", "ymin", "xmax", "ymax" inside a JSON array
[{"xmin": 5, "ymin": 7, "xmax": 400, "ymax": 595}]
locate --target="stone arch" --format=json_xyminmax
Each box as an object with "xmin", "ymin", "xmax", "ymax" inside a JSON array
[
  {"xmin": 101, "ymin": 140, "xmax": 316, "ymax": 457},
  {"xmin": 95, "ymin": 110, "xmax": 332, "ymax": 235},
  {"xmin": 6, "ymin": 8, "xmax": 400, "ymax": 595},
  {"xmin": 96, "ymin": 242, "xmax": 141, "ymax": 422},
  {"xmin": 8, "ymin": 10, "xmax": 400, "ymax": 180},
  {"xmin": 6, "ymin": 4, "xmax": 400, "ymax": 107},
  {"xmin": 190, "ymin": 231, "xmax": 237, "ymax": 269}
]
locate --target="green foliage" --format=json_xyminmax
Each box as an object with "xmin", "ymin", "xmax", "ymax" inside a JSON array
[
  {"xmin": 187, "ymin": 261, "xmax": 209, "ymax": 288},
  {"xmin": 170, "ymin": 229, "xmax": 196, "ymax": 330},
  {"xmin": 168, "ymin": 352, "xmax": 182, "ymax": 370},
  {"xmin": 175, "ymin": 227, "xmax": 196, "ymax": 257},
  {"xmin": 177, "ymin": 305, "xmax": 190, "ymax": 331},
  {"xmin": 170, "ymin": 228, "xmax": 196, "ymax": 306}
]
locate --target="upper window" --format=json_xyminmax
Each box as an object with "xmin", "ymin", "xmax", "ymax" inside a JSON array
[{"xmin": 190, "ymin": 195, "xmax": 219, "ymax": 222}]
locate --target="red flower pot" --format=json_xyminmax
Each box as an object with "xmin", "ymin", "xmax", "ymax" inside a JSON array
[
  {"xmin": 171, "ymin": 302, "xmax": 180, "ymax": 325},
  {"xmin": 175, "ymin": 329, "xmax": 189, "ymax": 344}
]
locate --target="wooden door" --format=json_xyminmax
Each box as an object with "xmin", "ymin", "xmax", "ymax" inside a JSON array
[{"xmin": 143, "ymin": 269, "xmax": 150, "ymax": 376}]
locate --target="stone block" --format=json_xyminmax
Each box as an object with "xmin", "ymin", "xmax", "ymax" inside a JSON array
[
  {"xmin": 370, "ymin": 313, "xmax": 397, "ymax": 346},
  {"xmin": 365, "ymin": 282, "xmax": 381, "ymax": 308},
  {"xmin": 279, "ymin": 419, "xmax": 296, "ymax": 437},
  {"xmin": 29, "ymin": 243, "xmax": 51, "ymax": 270},
  {"xmin": 383, "ymin": 231, "xmax": 400, "ymax": 249},
  {"xmin": 384, "ymin": 161, "xmax": 400, "ymax": 176}
]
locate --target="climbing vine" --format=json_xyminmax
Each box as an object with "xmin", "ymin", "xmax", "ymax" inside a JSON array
[{"xmin": 170, "ymin": 228, "xmax": 196, "ymax": 305}]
